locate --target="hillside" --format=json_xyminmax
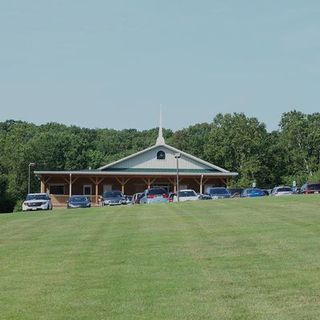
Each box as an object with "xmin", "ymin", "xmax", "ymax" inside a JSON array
[{"xmin": 1, "ymin": 197, "xmax": 320, "ymax": 320}]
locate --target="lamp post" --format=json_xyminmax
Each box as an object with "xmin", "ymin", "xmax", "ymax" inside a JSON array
[
  {"xmin": 28, "ymin": 163, "xmax": 36, "ymax": 194},
  {"xmin": 175, "ymin": 153, "xmax": 181, "ymax": 202}
]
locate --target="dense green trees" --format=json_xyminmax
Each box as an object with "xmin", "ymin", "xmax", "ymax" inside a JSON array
[
  {"xmin": 0, "ymin": 110, "xmax": 320, "ymax": 212},
  {"xmin": 204, "ymin": 113, "xmax": 269, "ymax": 187}
]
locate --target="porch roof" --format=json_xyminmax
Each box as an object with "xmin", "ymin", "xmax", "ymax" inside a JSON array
[{"xmin": 34, "ymin": 169, "xmax": 238, "ymax": 177}]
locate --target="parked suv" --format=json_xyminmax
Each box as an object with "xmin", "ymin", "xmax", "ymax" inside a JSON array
[
  {"xmin": 139, "ymin": 188, "xmax": 169, "ymax": 204},
  {"xmin": 300, "ymin": 182, "xmax": 320, "ymax": 194},
  {"xmin": 22, "ymin": 193, "xmax": 53, "ymax": 211}
]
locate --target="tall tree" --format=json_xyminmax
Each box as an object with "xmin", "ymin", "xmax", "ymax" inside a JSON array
[
  {"xmin": 279, "ymin": 110, "xmax": 320, "ymax": 184},
  {"xmin": 204, "ymin": 113, "xmax": 268, "ymax": 187}
]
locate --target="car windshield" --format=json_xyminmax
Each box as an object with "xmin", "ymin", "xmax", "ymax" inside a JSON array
[
  {"xmin": 148, "ymin": 188, "xmax": 166, "ymax": 195},
  {"xmin": 71, "ymin": 196, "xmax": 88, "ymax": 202},
  {"xmin": 209, "ymin": 188, "xmax": 229, "ymax": 195},
  {"xmin": 103, "ymin": 191, "xmax": 123, "ymax": 198},
  {"xmin": 277, "ymin": 187, "xmax": 292, "ymax": 192},
  {"xmin": 309, "ymin": 184, "xmax": 320, "ymax": 190},
  {"xmin": 179, "ymin": 191, "xmax": 197, "ymax": 197},
  {"xmin": 26, "ymin": 194, "xmax": 48, "ymax": 201}
]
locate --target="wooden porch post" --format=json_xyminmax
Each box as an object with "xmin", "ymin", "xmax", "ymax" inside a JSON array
[
  {"xmin": 200, "ymin": 175, "xmax": 204, "ymax": 194},
  {"xmin": 69, "ymin": 174, "xmax": 72, "ymax": 197},
  {"xmin": 40, "ymin": 180, "xmax": 45, "ymax": 193},
  {"xmin": 41, "ymin": 177, "xmax": 51, "ymax": 194},
  {"xmin": 218, "ymin": 177, "xmax": 227, "ymax": 187},
  {"xmin": 89, "ymin": 177, "xmax": 104, "ymax": 205},
  {"xmin": 142, "ymin": 177, "xmax": 156, "ymax": 190},
  {"xmin": 115, "ymin": 177, "xmax": 131, "ymax": 195},
  {"xmin": 168, "ymin": 178, "xmax": 176, "ymax": 193},
  {"xmin": 95, "ymin": 182, "xmax": 99, "ymax": 204}
]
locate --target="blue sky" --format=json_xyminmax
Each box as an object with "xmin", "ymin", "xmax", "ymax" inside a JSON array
[{"xmin": 0, "ymin": 1, "xmax": 319, "ymax": 131}]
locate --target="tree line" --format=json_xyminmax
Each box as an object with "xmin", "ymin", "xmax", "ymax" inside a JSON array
[{"xmin": 1, "ymin": 110, "xmax": 320, "ymax": 212}]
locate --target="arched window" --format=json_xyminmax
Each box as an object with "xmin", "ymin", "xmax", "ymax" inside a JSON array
[{"xmin": 157, "ymin": 150, "xmax": 166, "ymax": 160}]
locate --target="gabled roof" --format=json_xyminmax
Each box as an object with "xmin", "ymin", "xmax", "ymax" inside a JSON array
[{"xmin": 98, "ymin": 143, "xmax": 232, "ymax": 174}]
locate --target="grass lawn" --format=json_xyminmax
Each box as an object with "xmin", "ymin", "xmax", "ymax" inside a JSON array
[{"xmin": 0, "ymin": 196, "xmax": 320, "ymax": 320}]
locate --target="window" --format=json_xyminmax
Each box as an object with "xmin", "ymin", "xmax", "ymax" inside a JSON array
[
  {"xmin": 157, "ymin": 150, "xmax": 166, "ymax": 160},
  {"xmin": 83, "ymin": 185, "xmax": 92, "ymax": 195},
  {"xmin": 49, "ymin": 184, "xmax": 65, "ymax": 195}
]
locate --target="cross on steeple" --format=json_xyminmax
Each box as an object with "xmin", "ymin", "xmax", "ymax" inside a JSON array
[{"xmin": 156, "ymin": 107, "xmax": 165, "ymax": 145}]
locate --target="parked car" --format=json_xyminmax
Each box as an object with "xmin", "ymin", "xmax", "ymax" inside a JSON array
[
  {"xmin": 300, "ymin": 182, "xmax": 320, "ymax": 194},
  {"xmin": 292, "ymin": 186, "xmax": 300, "ymax": 194},
  {"xmin": 67, "ymin": 195, "xmax": 91, "ymax": 208},
  {"xmin": 132, "ymin": 193, "xmax": 144, "ymax": 204},
  {"xmin": 168, "ymin": 192, "xmax": 176, "ymax": 203},
  {"xmin": 207, "ymin": 187, "xmax": 231, "ymax": 199},
  {"xmin": 198, "ymin": 194, "xmax": 212, "ymax": 200},
  {"xmin": 124, "ymin": 195, "xmax": 133, "ymax": 205},
  {"xmin": 173, "ymin": 189, "xmax": 199, "ymax": 202},
  {"xmin": 261, "ymin": 189, "xmax": 271, "ymax": 196},
  {"xmin": 241, "ymin": 188, "xmax": 265, "ymax": 198},
  {"xmin": 139, "ymin": 188, "xmax": 169, "ymax": 204},
  {"xmin": 271, "ymin": 186, "xmax": 293, "ymax": 196},
  {"xmin": 227, "ymin": 188, "xmax": 243, "ymax": 198},
  {"xmin": 22, "ymin": 193, "xmax": 53, "ymax": 211},
  {"xmin": 101, "ymin": 190, "xmax": 125, "ymax": 206}
]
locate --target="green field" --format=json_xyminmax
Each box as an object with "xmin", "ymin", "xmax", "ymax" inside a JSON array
[{"xmin": 1, "ymin": 196, "xmax": 320, "ymax": 320}]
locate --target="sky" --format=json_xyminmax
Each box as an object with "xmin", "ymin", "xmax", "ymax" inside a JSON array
[{"xmin": 0, "ymin": 0, "xmax": 319, "ymax": 132}]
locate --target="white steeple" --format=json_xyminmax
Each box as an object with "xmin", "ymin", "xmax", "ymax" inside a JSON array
[{"xmin": 156, "ymin": 107, "xmax": 165, "ymax": 145}]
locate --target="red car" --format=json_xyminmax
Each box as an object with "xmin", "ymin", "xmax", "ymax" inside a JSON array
[{"xmin": 300, "ymin": 182, "xmax": 320, "ymax": 194}]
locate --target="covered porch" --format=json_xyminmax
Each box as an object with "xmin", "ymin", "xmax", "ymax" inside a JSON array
[{"xmin": 36, "ymin": 171, "xmax": 232, "ymax": 207}]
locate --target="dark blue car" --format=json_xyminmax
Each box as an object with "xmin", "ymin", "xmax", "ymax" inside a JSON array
[
  {"xmin": 101, "ymin": 190, "xmax": 125, "ymax": 206},
  {"xmin": 67, "ymin": 195, "xmax": 91, "ymax": 208},
  {"xmin": 241, "ymin": 188, "xmax": 265, "ymax": 198}
]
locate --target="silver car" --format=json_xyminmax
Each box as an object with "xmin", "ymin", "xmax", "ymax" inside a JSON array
[
  {"xmin": 271, "ymin": 186, "xmax": 293, "ymax": 196},
  {"xmin": 173, "ymin": 189, "xmax": 199, "ymax": 202},
  {"xmin": 140, "ymin": 188, "xmax": 169, "ymax": 204}
]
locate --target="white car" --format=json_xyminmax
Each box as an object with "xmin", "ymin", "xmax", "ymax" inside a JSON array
[
  {"xmin": 271, "ymin": 186, "xmax": 293, "ymax": 196},
  {"xmin": 22, "ymin": 193, "xmax": 53, "ymax": 211},
  {"xmin": 174, "ymin": 189, "xmax": 199, "ymax": 202}
]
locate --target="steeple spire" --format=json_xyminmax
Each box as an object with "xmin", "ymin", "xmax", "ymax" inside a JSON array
[{"xmin": 156, "ymin": 106, "xmax": 165, "ymax": 145}]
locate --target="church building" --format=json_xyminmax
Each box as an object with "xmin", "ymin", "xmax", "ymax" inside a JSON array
[{"xmin": 35, "ymin": 123, "xmax": 238, "ymax": 206}]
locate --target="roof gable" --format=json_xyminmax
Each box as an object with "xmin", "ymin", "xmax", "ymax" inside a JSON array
[{"xmin": 99, "ymin": 144, "xmax": 229, "ymax": 173}]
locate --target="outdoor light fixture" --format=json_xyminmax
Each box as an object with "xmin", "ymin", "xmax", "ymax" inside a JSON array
[
  {"xmin": 28, "ymin": 162, "xmax": 36, "ymax": 194},
  {"xmin": 174, "ymin": 153, "xmax": 181, "ymax": 202}
]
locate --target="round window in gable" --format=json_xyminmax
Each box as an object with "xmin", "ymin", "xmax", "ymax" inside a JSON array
[{"xmin": 157, "ymin": 150, "xmax": 166, "ymax": 160}]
